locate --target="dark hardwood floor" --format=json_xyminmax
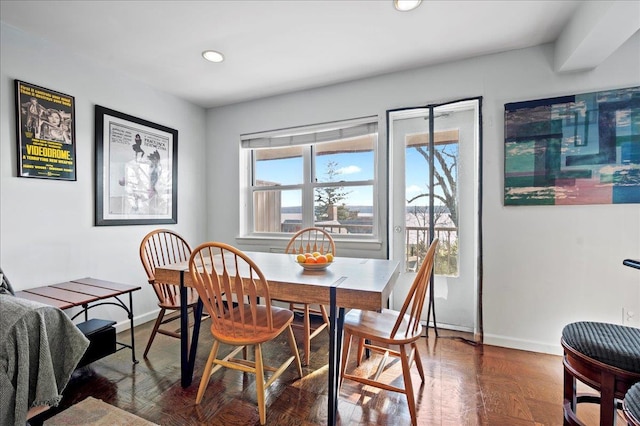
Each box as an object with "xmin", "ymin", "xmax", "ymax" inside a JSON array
[{"xmin": 31, "ymin": 317, "xmax": 619, "ymax": 425}]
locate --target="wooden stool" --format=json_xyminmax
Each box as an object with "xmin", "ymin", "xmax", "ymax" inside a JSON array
[
  {"xmin": 561, "ymin": 321, "xmax": 640, "ymax": 426},
  {"xmin": 625, "ymin": 382, "xmax": 640, "ymax": 426}
]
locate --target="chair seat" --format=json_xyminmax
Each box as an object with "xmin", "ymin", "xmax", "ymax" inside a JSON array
[
  {"xmin": 561, "ymin": 321, "xmax": 640, "ymax": 374},
  {"xmin": 625, "ymin": 382, "xmax": 640, "ymax": 425},
  {"xmin": 344, "ymin": 308, "xmax": 423, "ymax": 345},
  {"xmin": 158, "ymin": 291, "xmax": 200, "ymax": 309},
  {"xmin": 213, "ymin": 304, "xmax": 294, "ymax": 345}
]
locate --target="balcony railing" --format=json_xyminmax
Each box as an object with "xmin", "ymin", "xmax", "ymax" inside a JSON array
[{"xmin": 405, "ymin": 226, "xmax": 458, "ymax": 276}]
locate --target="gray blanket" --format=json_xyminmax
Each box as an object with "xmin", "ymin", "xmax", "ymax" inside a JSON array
[{"xmin": 0, "ymin": 295, "xmax": 89, "ymax": 426}]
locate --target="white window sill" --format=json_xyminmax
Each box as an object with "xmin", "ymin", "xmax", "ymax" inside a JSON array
[{"xmin": 235, "ymin": 234, "xmax": 384, "ymax": 256}]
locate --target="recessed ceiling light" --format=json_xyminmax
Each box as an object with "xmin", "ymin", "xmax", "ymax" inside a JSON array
[
  {"xmin": 202, "ymin": 50, "xmax": 224, "ymax": 63},
  {"xmin": 394, "ymin": 0, "xmax": 422, "ymax": 12}
]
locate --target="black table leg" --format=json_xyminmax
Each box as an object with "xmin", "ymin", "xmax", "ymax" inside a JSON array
[
  {"xmin": 328, "ymin": 287, "xmax": 346, "ymax": 425},
  {"xmin": 334, "ymin": 306, "xmax": 345, "ymax": 419},
  {"xmin": 328, "ymin": 286, "xmax": 337, "ymax": 425},
  {"xmin": 187, "ymin": 298, "xmax": 203, "ymax": 381},
  {"xmin": 128, "ymin": 292, "xmax": 138, "ymax": 364},
  {"xmin": 180, "ymin": 270, "xmax": 191, "ymax": 388}
]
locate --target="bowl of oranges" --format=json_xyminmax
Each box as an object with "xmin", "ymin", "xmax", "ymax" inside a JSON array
[{"xmin": 295, "ymin": 252, "xmax": 334, "ymax": 271}]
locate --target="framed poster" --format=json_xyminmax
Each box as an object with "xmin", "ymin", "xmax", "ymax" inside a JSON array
[
  {"xmin": 95, "ymin": 105, "xmax": 178, "ymax": 226},
  {"xmin": 504, "ymin": 86, "xmax": 640, "ymax": 205},
  {"xmin": 15, "ymin": 80, "xmax": 76, "ymax": 180}
]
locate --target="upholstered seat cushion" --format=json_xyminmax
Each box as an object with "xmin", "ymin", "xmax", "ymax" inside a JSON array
[
  {"xmin": 562, "ymin": 321, "xmax": 640, "ymax": 374},
  {"xmin": 626, "ymin": 382, "xmax": 640, "ymax": 423}
]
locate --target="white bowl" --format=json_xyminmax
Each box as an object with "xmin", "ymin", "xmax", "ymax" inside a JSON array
[{"xmin": 296, "ymin": 260, "xmax": 332, "ymax": 271}]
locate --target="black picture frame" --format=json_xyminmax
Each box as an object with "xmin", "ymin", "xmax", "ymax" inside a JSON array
[
  {"xmin": 15, "ymin": 80, "xmax": 77, "ymax": 180},
  {"xmin": 95, "ymin": 105, "xmax": 178, "ymax": 226}
]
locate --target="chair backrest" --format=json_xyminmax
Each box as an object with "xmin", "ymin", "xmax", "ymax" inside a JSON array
[
  {"xmin": 139, "ymin": 229, "xmax": 192, "ymax": 305},
  {"xmin": 189, "ymin": 242, "xmax": 275, "ymax": 340},
  {"xmin": 391, "ymin": 238, "xmax": 438, "ymax": 339},
  {"xmin": 285, "ymin": 227, "xmax": 336, "ymax": 256}
]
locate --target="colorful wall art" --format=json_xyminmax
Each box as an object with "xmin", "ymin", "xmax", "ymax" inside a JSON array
[{"xmin": 504, "ymin": 86, "xmax": 639, "ymax": 205}]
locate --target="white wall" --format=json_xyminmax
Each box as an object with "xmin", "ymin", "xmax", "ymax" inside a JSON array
[
  {"xmin": 0, "ymin": 23, "xmax": 208, "ymax": 329},
  {"xmin": 207, "ymin": 33, "xmax": 640, "ymax": 355}
]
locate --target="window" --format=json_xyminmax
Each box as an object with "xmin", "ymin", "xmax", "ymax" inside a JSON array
[{"xmin": 241, "ymin": 117, "xmax": 378, "ymax": 239}]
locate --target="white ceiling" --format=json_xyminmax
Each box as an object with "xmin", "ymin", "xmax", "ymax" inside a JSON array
[{"xmin": 1, "ymin": 1, "xmax": 637, "ymax": 108}]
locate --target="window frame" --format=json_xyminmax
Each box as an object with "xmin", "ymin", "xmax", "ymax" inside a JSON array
[{"xmin": 239, "ymin": 117, "xmax": 381, "ymax": 244}]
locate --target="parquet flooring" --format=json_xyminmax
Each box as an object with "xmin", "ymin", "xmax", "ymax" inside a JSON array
[{"xmin": 30, "ymin": 317, "xmax": 624, "ymax": 425}]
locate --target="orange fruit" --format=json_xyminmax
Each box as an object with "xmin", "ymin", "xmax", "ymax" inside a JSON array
[
  {"xmin": 305, "ymin": 253, "xmax": 314, "ymax": 258},
  {"xmin": 296, "ymin": 254, "xmax": 307, "ymax": 263},
  {"xmin": 305, "ymin": 256, "xmax": 317, "ymax": 263},
  {"xmin": 316, "ymin": 255, "xmax": 328, "ymax": 264}
]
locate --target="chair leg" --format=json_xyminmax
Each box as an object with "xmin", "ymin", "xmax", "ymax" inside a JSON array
[
  {"xmin": 411, "ymin": 341, "xmax": 425, "ymax": 382},
  {"xmin": 319, "ymin": 304, "xmax": 329, "ymax": 325},
  {"xmin": 302, "ymin": 304, "xmax": 311, "ymax": 366},
  {"xmin": 563, "ymin": 364, "xmax": 577, "ymax": 425},
  {"xmin": 356, "ymin": 337, "xmax": 365, "ymax": 366},
  {"xmin": 185, "ymin": 306, "xmax": 193, "ymax": 356},
  {"xmin": 600, "ymin": 371, "xmax": 616, "ymax": 426},
  {"xmin": 143, "ymin": 308, "xmax": 166, "ymax": 358},
  {"xmin": 255, "ymin": 343, "xmax": 266, "ymax": 425},
  {"xmin": 400, "ymin": 344, "xmax": 418, "ymax": 426},
  {"xmin": 196, "ymin": 340, "xmax": 220, "ymax": 404},
  {"xmin": 340, "ymin": 331, "xmax": 353, "ymax": 387},
  {"xmin": 286, "ymin": 325, "xmax": 303, "ymax": 377}
]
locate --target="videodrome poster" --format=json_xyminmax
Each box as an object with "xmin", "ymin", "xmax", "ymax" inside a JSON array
[{"xmin": 15, "ymin": 80, "xmax": 76, "ymax": 180}]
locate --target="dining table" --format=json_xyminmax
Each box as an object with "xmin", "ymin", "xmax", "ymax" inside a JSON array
[{"xmin": 154, "ymin": 250, "xmax": 400, "ymax": 426}]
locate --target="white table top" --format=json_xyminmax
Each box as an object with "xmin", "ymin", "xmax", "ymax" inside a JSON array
[{"xmin": 155, "ymin": 251, "xmax": 400, "ymax": 312}]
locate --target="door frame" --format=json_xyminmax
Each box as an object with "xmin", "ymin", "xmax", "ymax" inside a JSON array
[{"xmin": 386, "ymin": 96, "xmax": 483, "ymax": 343}]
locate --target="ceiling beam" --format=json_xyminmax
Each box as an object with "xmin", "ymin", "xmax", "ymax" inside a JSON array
[{"xmin": 554, "ymin": 0, "xmax": 640, "ymax": 73}]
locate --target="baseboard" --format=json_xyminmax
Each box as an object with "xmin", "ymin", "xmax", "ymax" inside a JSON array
[
  {"xmin": 483, "ymin": 333, "xmax": 563, "ymax": 356},
  {"xmin": 114, "ymin": 310, "xmax": 564, "ymax": 356},
  {"xmin": 422, "ymin": 320, "xmax": 474, "ymax": 334},
  {"xmin": 113, "ymin": 309, "xmax": 160, "ymax": 333}
]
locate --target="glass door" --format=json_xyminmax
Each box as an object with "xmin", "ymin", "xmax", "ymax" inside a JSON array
[{"xmin": 388, "ymin": 98, "xmax": 482, "ymax": 341}]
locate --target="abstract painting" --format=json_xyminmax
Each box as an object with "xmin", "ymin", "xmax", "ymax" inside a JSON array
[{"xmin": 504, "ymin": 86, "xmax": 639, "ymax": 205}]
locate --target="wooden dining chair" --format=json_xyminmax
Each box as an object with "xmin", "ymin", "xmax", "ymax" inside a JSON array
[
  {"xmin": 279, "ymin": 227, "xmax": 335, "ymax": 366},
  {"xmin": 190, "ymin": 242, "xmax": 303, "ymax": 425},
  {"xmin": 339, "ymin": 238, "xmax": 438, "ymax": 426},
  {"xmin": 139, "ymin": 229, "xmax": 200, "ymax": 358}
]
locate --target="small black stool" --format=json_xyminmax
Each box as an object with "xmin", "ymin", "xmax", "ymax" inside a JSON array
[
  {"xmin": 625, "ymin": 382, "xmax": 640, "ymax": 426},
  {"xmin": 561, "ymin": 321, "xmax": 640, "ymax": 426}
]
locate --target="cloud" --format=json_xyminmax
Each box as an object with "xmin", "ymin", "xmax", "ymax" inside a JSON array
[
  {"xmin": 336, "ymin": 165, "xmax": 361, "ymax": 174},
  {"xmin": 406, "ymin": 184, "xmax": 422, "ymax": 194}
]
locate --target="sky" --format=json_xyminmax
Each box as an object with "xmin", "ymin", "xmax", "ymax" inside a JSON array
[{"xmin": 256, "ymin": 145, "xmax": 456, "ymax": 208}]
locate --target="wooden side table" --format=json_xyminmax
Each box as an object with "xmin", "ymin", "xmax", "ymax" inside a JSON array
[{"xmin": 15, "ymin": 277, "xmax": 141, "ymax": 363}]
